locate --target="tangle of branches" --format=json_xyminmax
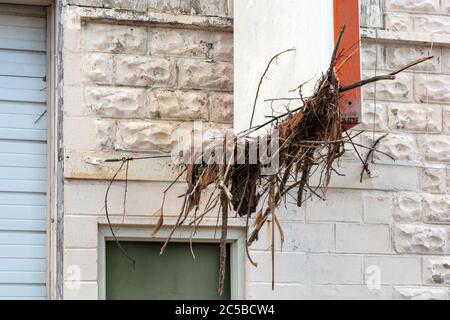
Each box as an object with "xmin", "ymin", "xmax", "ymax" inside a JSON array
[{"xmin": 103, "ymin": 26, "xmax": 432, "ymax": 295}]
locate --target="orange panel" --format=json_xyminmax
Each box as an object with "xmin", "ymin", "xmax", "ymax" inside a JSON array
[{"xmin": 334, "ymin": 0, "xmax": 361, "ymax": 128}]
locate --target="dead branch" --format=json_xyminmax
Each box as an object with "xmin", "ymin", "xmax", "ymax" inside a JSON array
[
  {"xmin": 249, "ymin": 48, "xmax": 295, "ymax": 130},
  {"xmin": 340, "ymin": 75, "xmax": 395, "ymax": 92},
  {"xmin": 360, "ymin": 133, "xmax": 389, "ymax": 183},
  {"xmin": 340, "ymin": 56, "xmax": 434, "ymax": 93}
]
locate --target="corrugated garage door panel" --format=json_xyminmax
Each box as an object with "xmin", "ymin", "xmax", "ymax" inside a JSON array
[{"xmin": 0, "ymin": 4, "xmax": 47, "ymax": 300}]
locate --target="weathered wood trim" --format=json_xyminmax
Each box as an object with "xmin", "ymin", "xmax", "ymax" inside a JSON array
[
  {"xmin": 46, "ymin": 2, "xmax": 58, "ymax": 301},
  {"xmin": 55, "ymin": 0, "xmax": 64, "ymax": 300}
]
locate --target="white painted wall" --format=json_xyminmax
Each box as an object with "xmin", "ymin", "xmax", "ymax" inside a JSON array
[{"xmin": 234, "ymin": 0, "xmax": 334, "ymax": 134}]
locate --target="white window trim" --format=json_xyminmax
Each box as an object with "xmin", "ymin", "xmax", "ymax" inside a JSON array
[{"xmin": 98, "ymin": 226, "xmax": 246, "ymax": 300}]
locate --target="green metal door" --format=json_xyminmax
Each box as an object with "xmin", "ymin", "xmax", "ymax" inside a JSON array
[{"xmin": 106, "ymin": 241, "xmax": 231, "ymax": 300}]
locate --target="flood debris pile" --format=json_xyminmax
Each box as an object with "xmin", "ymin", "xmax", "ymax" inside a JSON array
[{"xmin": 104, "ymin": 27, "xmax": 432, "ymax": 294}]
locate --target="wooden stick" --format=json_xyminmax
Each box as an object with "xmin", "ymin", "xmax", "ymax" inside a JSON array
[
  {"xmin": 389, "ymin": 56, "xmax": 434, "ymax": 76},
  {"xmin": 340, "ymin": 56, "xmax": 434, "ymax": 93},
  {"xmin": 339, "ymin": 75, "xmax": 396, "ymax": 92},
  {"xmin": 360, "ymin": 133, "xmax": 389, "ymax": 183},
  {"xmin": 248, "ymin": 48, "xmax": 295, "ymax": 131},
  {"xmin": 330, "ymin": 25, "xmax": 346, "ymax": 70}
]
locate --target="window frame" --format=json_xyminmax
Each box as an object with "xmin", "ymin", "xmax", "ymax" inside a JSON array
[{"xmin": 97, "ymin": 226, "xmax": 246, "ymax": 300}]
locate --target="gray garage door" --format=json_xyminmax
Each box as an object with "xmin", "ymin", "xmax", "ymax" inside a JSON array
[{"xmin": 0, "ymin": 4, "xmax": 47, "ymax": 299}]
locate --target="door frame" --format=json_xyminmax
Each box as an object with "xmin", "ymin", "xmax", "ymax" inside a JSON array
[
  {"xmin": 98, "ymin": 226, "xmax": 246, "ymax": 300},
  {"xmin": 45, "ymin": 1, "xmax": 60, "ymax": 300}
]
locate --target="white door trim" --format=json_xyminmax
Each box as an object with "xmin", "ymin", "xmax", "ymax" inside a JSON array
[
  {"xmin": 45, "ymin": 2, "xmax": 58, "ymax": 300},
  {"xmin": 98, "ymin": 226, "xmax": 246, "ymax": 300}
]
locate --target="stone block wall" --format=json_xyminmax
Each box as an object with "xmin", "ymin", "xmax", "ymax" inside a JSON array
[{"xmin": 61, "ymin": 0, "xmax": 233, "ymax": 299}]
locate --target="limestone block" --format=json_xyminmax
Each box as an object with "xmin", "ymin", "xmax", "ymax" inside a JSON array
[
  {"xmin": 308, "ymin": 285, "xmax": 393, "ymax": 300},
  {"xmin": 385, "ymin": 0, "xmax": 440, "ymax": 12},
  {"xmin": 178, "ymin": 59, "xmax": 233, "ymax": 90},
  {"xmin": 250, "ymin": 222, "xmax": 335, "ymax": 253},
  {"xmin": 84, "ymin": 86, "xmax": 145, "ymax": 118},
  {"xmin": 365, "ymin": 256, "xmax": 422, "ymax": 285},
  {"xmin": 415, "ymin": 74, "xmax": 450, "ymax": 104},
  {"xmin": 414, "ymin": 15, "xmax": 450, "ymax": 35},
  {"xmin": 63, "ymin": 6, "xmax": 82, "ymax": 53},
  {"xmin": 64, "ymin": 180, "xmax": 186, "ymax": 215},
  {"xmin": 423, "ymin": 194, "xmax": 450, "ymax": 223},
  {"xmin": 64, "ymin": 54, "xmax": 82, "ymax": 85},
  {"xmin": 209, "ymin": 92, "xmax": 233, "ymax": 123},
  {"xmin": 148, "ymin": 90, "xmax": 209, "ymax": 121},
  {"xmin": 115, "ymin": 120, "xmax": 193, "ymax": 153},
  {"xmin": 423, "ymin": 257, "xmax": 450, "ymax": 284},
  {"xmin": 361, "ymin": 133, "xmax": 419, "ymax": 163},
  {"xmin": 444, "ymin": 0, "xmax": 450, "ymax": 14},
  {"xmin": 82, "ymin": 23, "xmax": 147, "ymax": 54},
  {"xmin": 316, "ymin": 161, "xmax": 421, "ymax": 192},
  {"xmin": 385, "ymin": 45, "xmax": 439, "ymax": 72},
  {"xmin": 309, "ymin": 255, "xmax": 363, "ymax": 285},
  {"xmin": 246, "ymin": 252, "xmax": 306, "ymax": 283},
  {"xmin": 393, "ymin": 287, "xmax": 447, "ymax": 300},
  {"xmin": 388, "ymin": 104, "xmax": 442, "ymax": 133},
  {"xmin": 115, "ymin": 55, "xmax": 176, "ymax": 87},
  {"xmin": 227, "ymin": 0, "xmax": 233, "ymax": 17},
  {"xmin": 64, "ymin": 215, "xmax": 98, "ymax": 248},
  {"xmin": 96, "ymin": 119, "xmax": 116, "ymax": 150},
  {"xmin": 247, "ymin": 283, "xmax": 305, "ymax": 300},
  {"xmin": 418, "ymin": 135, "xmax": 450, "ymax": 163},
  {"xmin": 149, "ymin": 28, "xmax": 233, "ymax": 61},
  {"xmin": 393, "ymin": 193, "xmax": 423, "ymax": 222},
  {"xmin": 448, "ymin": 169, "xmax": 450, "ymax": 192},
  {"xmin": 82, "ymin": 53, "xmax": 113, "ymax": 84},
  {"xmin": 363, "ymin": 71, "xmax": 412, "ymax": 102},
  {"xmin": 443, "ymin": 49, "xmax": 450, "ymax": 74},
  {"xmin": 385, "ymin": 13, "xmax": 413, "ymax": 32},
  {"xmin": 64, "ymin": 117, "xmax": 112, "ymax": 151},
  {"xmin": 148, "ymin": 0, "xmax": 228, "ymax": 17},
  {"xmin": 444, "ymin": 106, "xmax": 450, "ymax": 133},
  {"xmin": 201, "ymin": 122, "xmax": 233, "ymax": 151},
  {"xmin": 362, "ymin": 192, "xmax": 392, "ymax": 224},
  {"xmin": 276, "ymin": 198, "xmax": 306, "ymax": 222},
  {"xmin": 394, "ymin": 224, "xmax": 448, "ymax": 254},
  {"xmin": 356, "ymin": 102, "xmax": 388, "ymax": 131},
  {"xmin": 64, "ymin": 249, "xmax": 98, "ymax": 281},
  {"xmin": 64, "ymin": 282, "xmax": 98, "ymax": 300},
  {"xmin": 336, "ymin": 224, "xmax": 392, "ymax": 254},
  {"xmin": 306, "ymin": 189, "xmax": 362, "ymax": 223},
  {"xmin": 361, "ymin": 41, "xmax": 384, "ymax": 69},
  {"xmin": 64, "ymin": 86, "xmax": 84, "ymax": 116},
  {"xmin": 421, "ymin": 168, "xmax": 447, "ymax": 193}
]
